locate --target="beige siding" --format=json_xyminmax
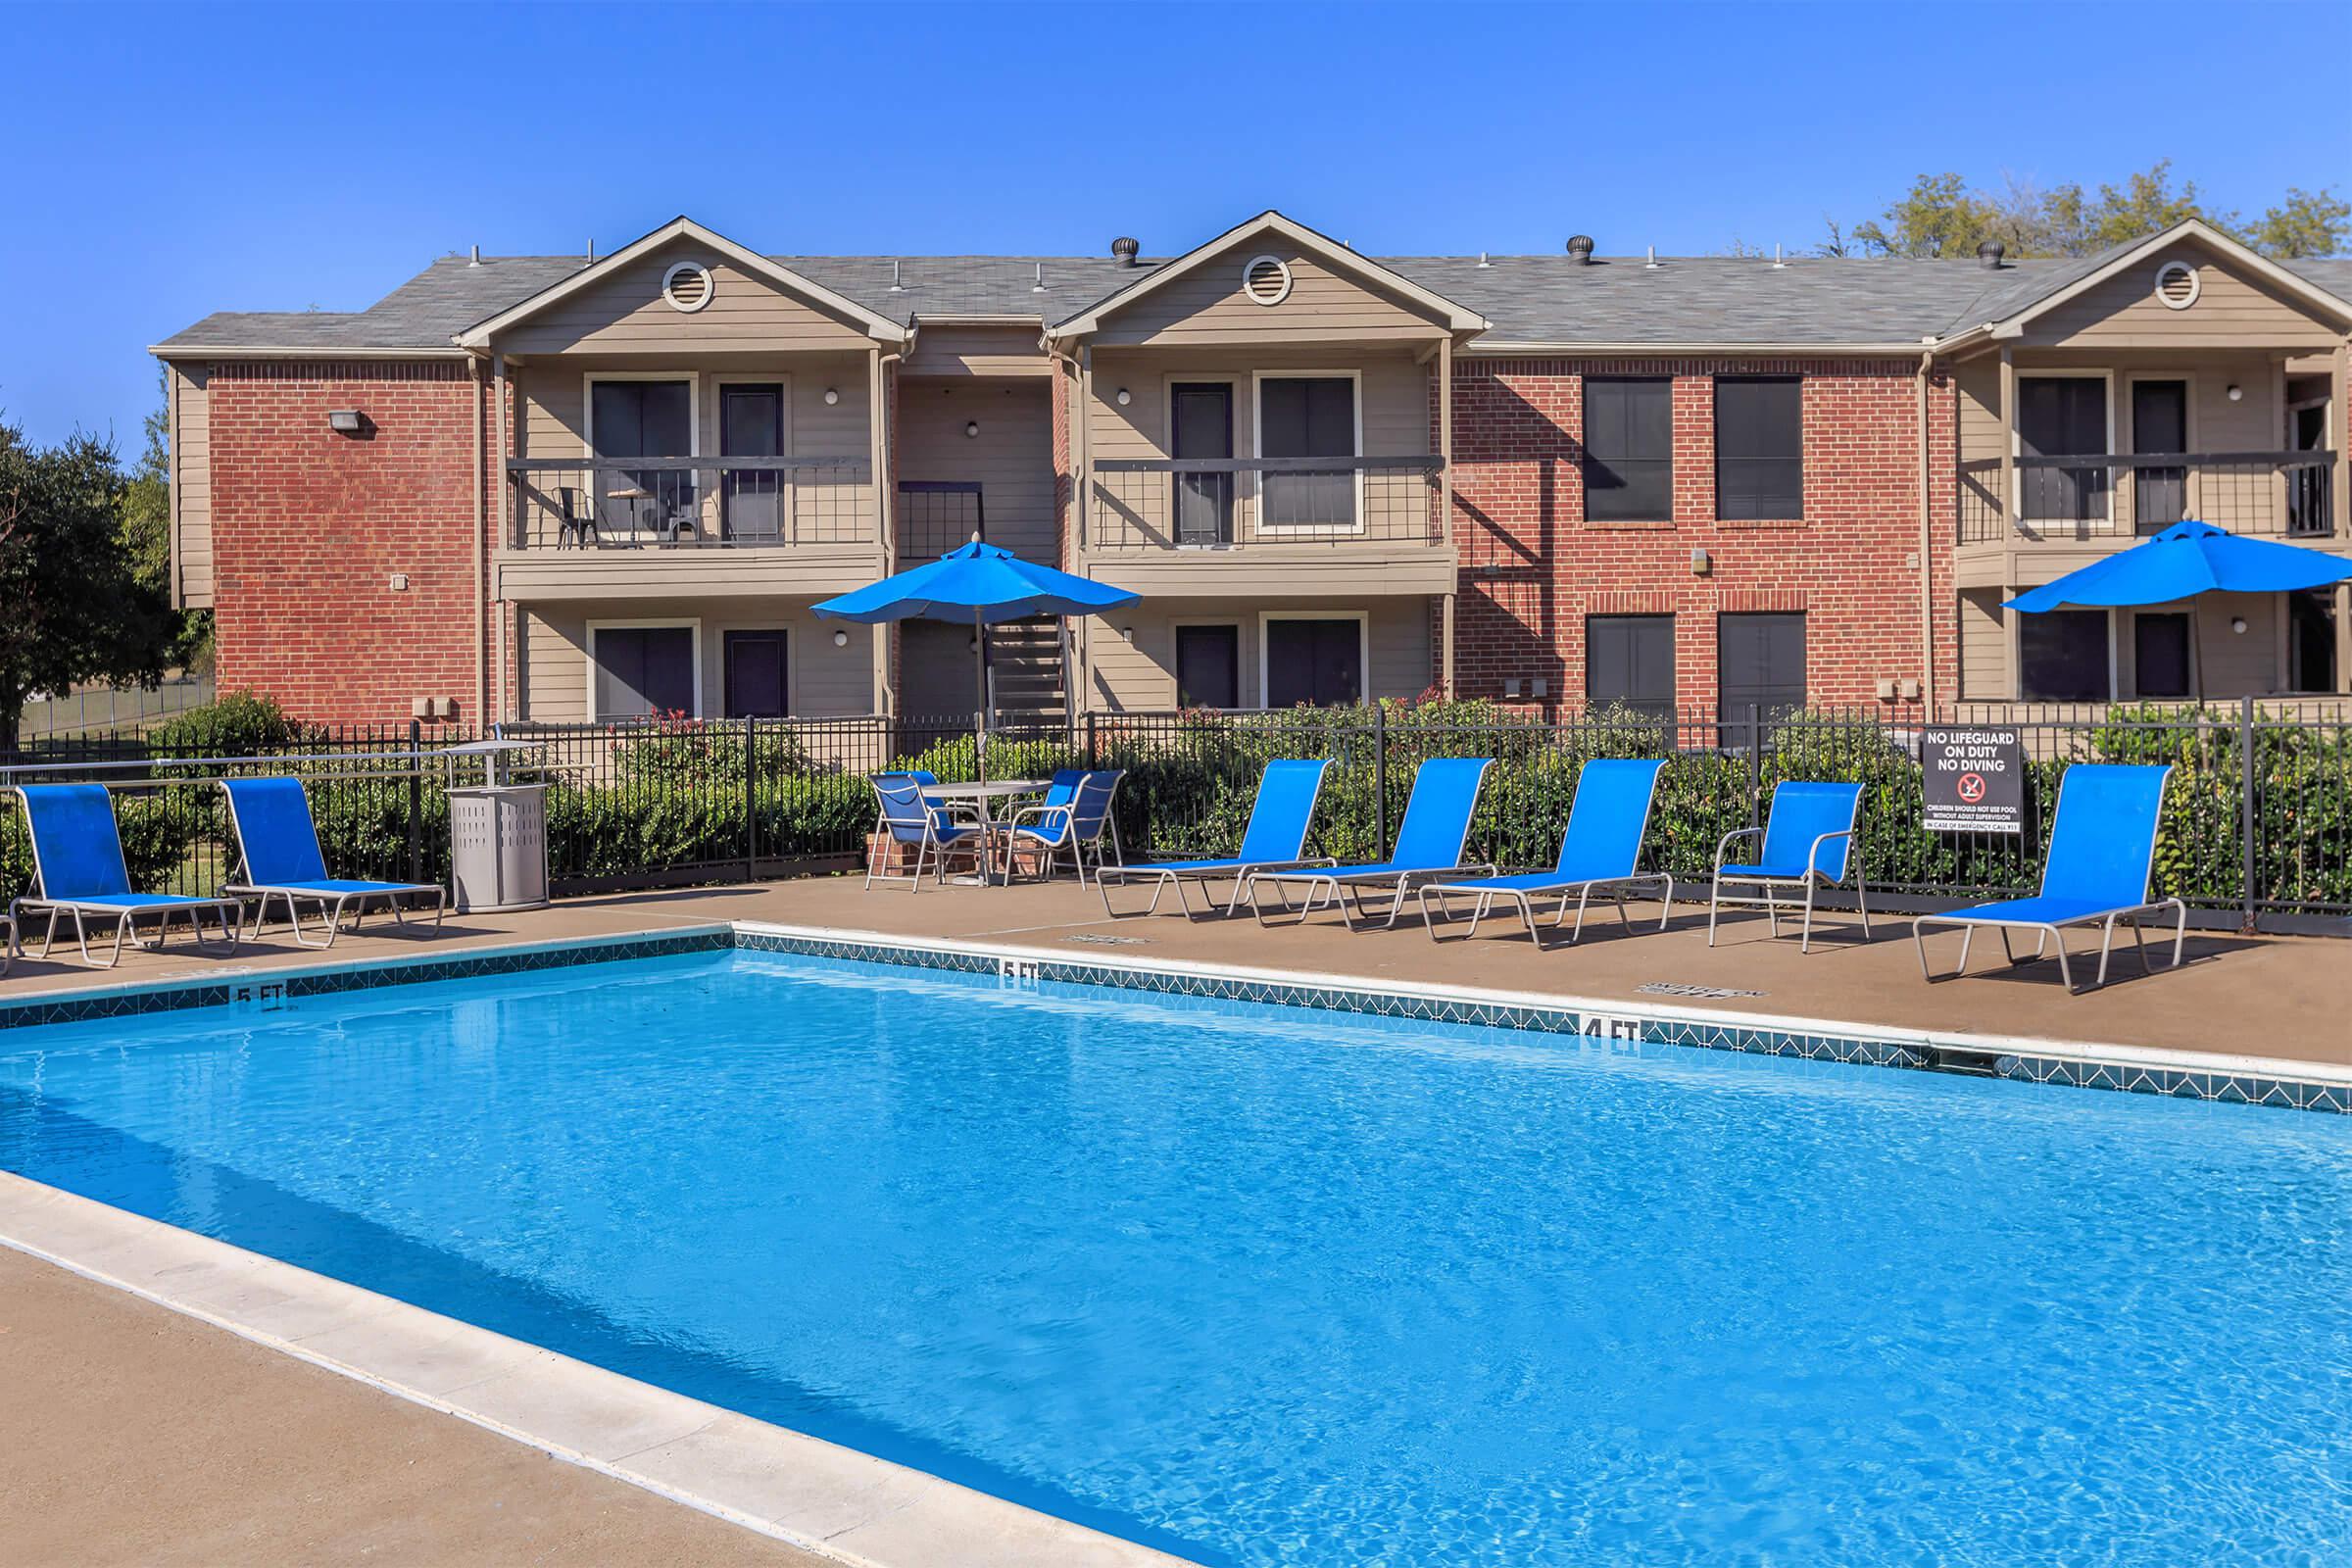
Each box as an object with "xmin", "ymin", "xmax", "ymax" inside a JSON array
[
  {"xmin": 1957, "ymin": 588, "xmax": 2008, "ymax": 700},
  {"xmin": 896, "ymin": 379, "xmax": 1055, "ymax": 560},
  {"xmin": 902, "ymin": 324, "xmax": 1051, "ymax": 377},
  {"xmin": 1092, "ymin": 243, "xmax": 1446, "ymax": 347},
  {"xmin": 516, "ymin": 354, "xmax": 872, "ymax": 459},
  {"xmin": 496, "ymin": 249, "xmax": 873, "ymax": 356},
  {"xmin": 1084, "ymin": 596, "xmax": 1432, "ymax": 711},
  {"xmin": 519, "ymin": 600, "xmax": 874, "ymax": 723},
  {"xmin": 2026, "ymin": 239, "xmax": 2343, "ymax": 350},
  {"xmin": 170, "ymin": 365, "xmax": 213, "ymax": 609}
]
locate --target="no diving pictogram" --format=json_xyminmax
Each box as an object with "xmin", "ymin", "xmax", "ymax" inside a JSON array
[{"xmin": 1956, "ymin": 772, "xmax": 1987, "ymax": 804}]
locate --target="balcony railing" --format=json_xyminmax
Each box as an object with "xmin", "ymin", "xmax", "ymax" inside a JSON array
[
  {"xmin": 1958, "ymin": 450, "xmax": 2336, "ymax": 545},
  {"xmin": 1089, "ymin": 456, "xmax": 1445, "ymax": 552},
  {"xmin": 506, "ymin": 457, "xmax": 874, "ymax": 551}
]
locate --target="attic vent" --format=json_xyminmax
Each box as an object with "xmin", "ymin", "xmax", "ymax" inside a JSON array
[
  {"xmin": 1241, "ymin": 254, "xmax": 1294, "ymax": 307},
  {"xmin": 662, "ymin": 261, "xmax": 715, "ymax": 314},
  {"xmin": 2153, "ymin": 260, "xmax": 2200, "ymax": 311}
]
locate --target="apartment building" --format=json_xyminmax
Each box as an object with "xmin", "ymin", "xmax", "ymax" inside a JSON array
[{"xmin": 153, "ymin": 212, "xmax": 2352, "ymax": 726}]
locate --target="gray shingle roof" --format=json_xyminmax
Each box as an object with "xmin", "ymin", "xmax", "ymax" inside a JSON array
[{"xmin": 154, "ymin": 241, "xmax": 2352, "ymax": 356}]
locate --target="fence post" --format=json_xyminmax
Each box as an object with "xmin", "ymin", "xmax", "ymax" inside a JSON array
[
  {"xmin": 744, "ymin": 714, "xmax": 759, "ymax": 884},
  {"xmin": 1086, "ymin": 711, "xmax": 1099, "ymax": 771},
  {"xmin": 1373, "ymin": 702, "xmax": 1390, "ymax": 854},
  {"xmin": 2238, "ymin": 695, "xmax": 2257, "ymax": 936},
  {"xmin": 1746, "ymin": 704, "xmax": 1763, "ymax": 833},
  {"xmin": 406, "ymin": 717, "xmax": 423, "ymax": 884}
]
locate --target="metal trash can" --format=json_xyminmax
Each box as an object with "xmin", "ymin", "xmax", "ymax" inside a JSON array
[{"xmin": 450, "ymin": 784, "xmax": 548, "ymax": 913}]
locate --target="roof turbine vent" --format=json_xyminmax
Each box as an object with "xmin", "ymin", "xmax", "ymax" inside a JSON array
[
  {"xmin": 1977, "ymin": 238, "xmax": 2007, "ymax": 270},
  {"xmin": 1110, "ymin": 236, "xmax": 1140, "ymax": 267},
  {"xmin": 1565, "ymin": 234, "xmax": 1595, "ymax": 265}
]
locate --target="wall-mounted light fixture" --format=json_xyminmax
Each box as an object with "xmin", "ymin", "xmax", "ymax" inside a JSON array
[
  {"xmin": 327, "ymin": 409, "xmax": 367, "ymax": 434},
  {"xmin": 823, "ymin": 388, "xmax": 840, "ymax": 406},
  {"xmin": 2230, "ymin": 616, "xmax": 2249, "ymax": 635},
  {"xmin": 964, "ymin": 420, "xmax": 981, "ymax": 438},
  {"xmin": 1121, "ymin": 626, "xmax": 1135, "ymax": 643},
  {"xmin": 2227, "ymin": 384, "xmax": 2244, "ymax": 402},
  {"xmin": 1690, "ymin": 547, "xmax": 1712, "ymax": 576},
  {"xmin": 1115, "ymin": 388, "xmax": 1132, "ymax": 407},
  {"xmin": 832, "ymin": 629, "xmax": 850, "ymax": 648}
]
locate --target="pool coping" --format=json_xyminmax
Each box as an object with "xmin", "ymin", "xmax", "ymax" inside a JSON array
[{"xmin": 1, "ymin": 921, "xmax": 2346, "ymax": 1567}]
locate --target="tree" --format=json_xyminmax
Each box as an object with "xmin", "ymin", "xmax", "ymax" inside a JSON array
[
  {"xmin": 0, "ymin": 421, "xmax": 174, "ymax": 752},
  {"xmin": 1834, "ymin": 163, "xmax": 2346, "ymax": 261},
  {"xmin": 115, "ymin": 380, "xmax": 213, "ymax": 671}
]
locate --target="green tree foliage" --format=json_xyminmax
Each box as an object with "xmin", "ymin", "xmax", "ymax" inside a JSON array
[
  {"xmin": 0, "ymin": 420, "xmax": 174, "ymax": 751},
  {"xmin": 116, "ymin": 382, "xmax": 214, "ymax": 671},
  {"xmin": 1835, "ymin": 162, "xmax": 2347, "ymax": 260}
]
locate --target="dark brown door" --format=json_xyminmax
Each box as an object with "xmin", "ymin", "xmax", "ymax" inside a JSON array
[
  {"xmin": 723, "ymin": 631, "xmax": 788, "ymax": 717},
  {"xmin": 1264, "ymin": 618, "xmax": 1361, "ymax": 708},
  {"xmin": 1170, "ymin": 382, "xmax": 1233, "ymax": 546},
  {"xmin": 720, "ymin": 384, "xmax": 785, "ymax": 540},
  {"xmin": 2131, "ymin": 380, "xmax": 2188, "ymax": 533},
  {"xmin": 2132, "ymin": 612, "xmax": 2191, "ymax": 699},
  {"xmin": 1174, "ymin": 625, "xmax": 1240, "ymax": 710}
]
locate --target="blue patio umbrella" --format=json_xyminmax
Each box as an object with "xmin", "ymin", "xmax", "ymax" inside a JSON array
[
  {"xmin": 2004, "ymin": 519, "xmax": 2349, "ymax": 701},
  {"xmin": 814, "ymin": 539, "xmax": 1139, "ymax": 778}
]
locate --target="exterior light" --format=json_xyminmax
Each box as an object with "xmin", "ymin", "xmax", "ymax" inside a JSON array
[
  {"xmin": 823, "ymin": 388, "xmax": 841, "ymax": 406},
  {"xmin": 2227, "ymin": 384, "xmax": 2243, "ymax": 402},
  {"xmin": 2230, "ymin": 616, "xmax": 2249, "ymax": 635},
  {"xmin": 327, "ymin": 409, "xmax": 366, "ymax": 434},
  {"xmin": 1115, "ymin": 387, "xmax": 1132, "ymax": 407},
  {"xmin": 832, "ymin": 629, "xmax": 849, "ymax": 647},
  {"xmin": 1690, "ymin": 547, "xmax": 1712, "ymax": 576},
  {"xmin": 964, "ymin": 420, "xmax": 980, "ymax": 438},
  {"xmin": 1121, "ymin": 626, "xmax": 1135, "ymax": 642}
]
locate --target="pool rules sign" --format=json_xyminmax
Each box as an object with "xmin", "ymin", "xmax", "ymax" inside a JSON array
[{"xmin": 1921, "ymin": 727, "xmax": 2025, "ymax": 834}]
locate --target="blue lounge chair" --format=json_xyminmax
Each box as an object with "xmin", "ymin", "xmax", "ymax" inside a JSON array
[
  {"xmin": 7, "ymin": 784, "xmax": 241, "ymax": 968},
  {"xmin": 220, "ymin": 777, "xmax": 446, "ymax": 948},
  {"xmin": 864, "ymin": 771, "xmax": 985, "ymax": 891},
  {"xmin": 1098, "ymin": 759, "xmax": 1333, "ymax": 917},
  {"xmin": 1913, "ymin": 763, "xmax": 2185, "ymax": 992},
  {"xmin": 1417, "ymin": 759, "xmax": 1671, "ymax": 944},
  {"xmin": 1003, "ymin": 769, "xmax": 1125, "ymax": 886},
  {"xmin": 1708, "ymin": 780, "xmax": 1871, "ymax": 953},
  {"xmin": 1246, "ymin": 757, "xmax": 1494, "ymax": 929}
]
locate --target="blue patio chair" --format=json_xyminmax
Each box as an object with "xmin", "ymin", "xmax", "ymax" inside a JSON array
[
  {"xmin": 864, "ymin": 772, "xmax": 985, "ymax": 891},
  {"xmin": 1098, "ymin": 759, "xmax": 1334, "ymax": 917},
  {"xmin": 1708, "ymin": 780, "xmax": 1870, "ymax": 953},
  {"xmin": 1417, "ymin": 759, "xmax": 1671, "ymax": 944},
  {"xmin": 220, "ymin": 777, "xmax": 446, "ymax": 948},
  {"xmin": 1003, "ymin": 769, "xmax": 1125, "ymax": 886},
  {"xmin": 1245, "ymin": 757, "xmax": 1494, "ymax": 929},
  {"xmin": 1913, "ymin": 763, "xmax": 2185, "ymax": 992},
  {"xmin": 7, "ymin": 784, "xmax": 241, "ymax": 968}
]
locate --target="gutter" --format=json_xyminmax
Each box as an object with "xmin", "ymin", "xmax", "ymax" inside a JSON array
[
  {"xmin": 1917, "ymin": 351, "xmax": 1937, "ymax": 713},
  {"xmin": 1459, "ymin": 340, "xmax": 1935, "ymax": 358},
  {"xmin": 148, "ymin": 344, "xmax": 470, "ymax": 361},
  {"xmin": 471, "ymin": 356, "xmax": 489, "ymax": 724}
]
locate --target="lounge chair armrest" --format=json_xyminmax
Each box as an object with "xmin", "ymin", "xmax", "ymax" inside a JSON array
[
  {"xmin": 1805, "ymin": 827, "xmax": 1856, "ymax": 878},
  {"xmin": 1711, "ymin": 826, "xmax": 1762, "ymax": 868}
]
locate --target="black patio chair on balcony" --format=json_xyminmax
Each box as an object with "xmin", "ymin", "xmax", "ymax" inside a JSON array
[{"xmin": 555, "ymin": 487, "xmax": 601, "ymax": 550}]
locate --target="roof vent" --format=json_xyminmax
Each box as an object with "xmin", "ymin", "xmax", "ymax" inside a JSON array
[
  {"xmin": 2154, "ymin": 259, "xmax": 2201, "ymax": 310},
  {"xmin": 1566, "ymin": 234, "xmax": 1595, "ymax": 265},
  {"xmin": 662, "ymin": 261, "xmax": 714, "ymax": 313},
  {"xmin": 1976, "ymin": 238, "xmax": 2006, "ymax": 270},
  {"xmin": 1477, "ymin": 250, "xmax": 1491, "ymax": 269},
  {"xmin": 1032, "ymin": 262, "xmax": 1047, "ymax": 294},
  {"xmin": 468, "ymin": 244, "xmax": 481, "ymax": 267},
  {"xmin": 1644, "ymin": 246, "xmax": 1661, "ymax": 270},
  {"xmin": 889, "ymin": 259, "xmax": 905, "ymax": 292},
  {"xmin": 1242, "ymin": 254, "xmax": 1294, "ymax": 306},
  {"xmin": 1110, "ymin": 236, "xmax": 1140, "ymax": 267}
]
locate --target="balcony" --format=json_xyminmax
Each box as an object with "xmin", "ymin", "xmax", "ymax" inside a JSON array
[
  {"xmin": 1959, "ymin": 450, "xmax": 2336, "ymax": 547},
  {"xmin": 499, "ymin": 457, "xmax": 880, "ymax": 602},
  {"xmin": 1085, "ymin": 456, "xmax": 1452, "ymax": 596}
]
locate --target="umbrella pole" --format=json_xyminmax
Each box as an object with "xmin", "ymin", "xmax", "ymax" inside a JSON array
[{"xmin": 974, "ymin": 607, "xmax": 988, "ymax": 788}]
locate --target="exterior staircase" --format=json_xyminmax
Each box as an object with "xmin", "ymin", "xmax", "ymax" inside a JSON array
[{"xmin": 984, "ymin": 616, "xmax": 1071, "ymax": 732}]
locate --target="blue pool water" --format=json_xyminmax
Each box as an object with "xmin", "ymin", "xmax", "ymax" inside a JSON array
[{"xmin": 2, "ymin": 950, "xmax": 2349, "ymax": 1565}]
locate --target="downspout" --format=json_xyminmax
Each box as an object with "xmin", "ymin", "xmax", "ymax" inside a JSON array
[
  {"xmin": 1916, "ymin": 350, "xmax": 1937, "ymax": 714},
  {"xmin": 471, "ymin": 355, "xmax": 488, "ymax": 724}
]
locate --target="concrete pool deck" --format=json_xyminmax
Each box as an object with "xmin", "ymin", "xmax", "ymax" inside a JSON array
[{"xmin": 1, "ymin": 874, "xmax": 2347, "ymax": 1563}]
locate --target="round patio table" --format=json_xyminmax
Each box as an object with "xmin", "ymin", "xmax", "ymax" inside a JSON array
[{"xmin": 919, "ymin": 778, "xmax": 1048, "ymax": 885}]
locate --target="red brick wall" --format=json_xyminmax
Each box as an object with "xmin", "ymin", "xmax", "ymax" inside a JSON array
[
  {"xmin": 209, "ymin": 361, "xmax": 481, "ymax": 725},
  {"xmin": 1449, "ymin": 357, "xmax": 1949, "ymax": 714}
]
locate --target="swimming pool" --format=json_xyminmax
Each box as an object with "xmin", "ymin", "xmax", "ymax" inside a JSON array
[{"xmin": 2, "ymin": 947, "xmax": 2348, "ymax": 1565}]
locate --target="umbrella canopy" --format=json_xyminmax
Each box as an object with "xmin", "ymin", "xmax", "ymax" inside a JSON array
[
  {"xmin": 812, "ymin": 540, "xmax": 1138, "ymax": 625},
  {"xmin": 2005, "ymin": 519, "xmax": 2352, "ymax": 613}
]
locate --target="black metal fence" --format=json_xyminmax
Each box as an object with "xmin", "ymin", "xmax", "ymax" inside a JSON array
[{"xmin": 2, "ymin": 702, "xmax": 2347, "ymax": 929}]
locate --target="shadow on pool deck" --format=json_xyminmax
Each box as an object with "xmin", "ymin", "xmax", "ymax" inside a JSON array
[{"xmin": 1, "ymin": 876, "xmax": 2343, "ymax": 1073}]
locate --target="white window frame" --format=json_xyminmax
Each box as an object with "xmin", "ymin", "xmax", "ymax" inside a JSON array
[
  {"xmin": 717, "ymin": 622, "xmax": 795, "ymax": 719},
  {"xmin": 1250, "ymin": 369, "xmax": 1365, "ymax": 537},
  {"xmin": 1256, "ymin": 609, "xmax": 1370, "ymax": 710},
  {"xmin": 1161, "ymin": 373, "xmax": 1243, "ymax": 551},
  {"xmin": 2009, "ymin": 368, "xmax": 2115, "ymax": 527},
  {"xmin": 1168, "ymin": 617, "xmax": 1244, "ymax": 710},
  {"xmin": 585, "ymin": 616, "xmax": 704, "ymax": 722}
]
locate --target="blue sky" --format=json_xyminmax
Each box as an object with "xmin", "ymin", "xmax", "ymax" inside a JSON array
[{"xmin": 5, "ymin": 0, "xmax": 2346, "ymax": 449}]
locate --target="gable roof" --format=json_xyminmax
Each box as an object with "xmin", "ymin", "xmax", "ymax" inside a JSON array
[
  {"xmin": 1951, "ymin": 219, "xmax": 2352, "ymax": 342},
  {"xmin": 450, "ymin": 217, "xmax": 911, "ymax": 348},
  {"xmin": 1045, "ymin": 211, "xmax": 1489, "ymax": 339}
]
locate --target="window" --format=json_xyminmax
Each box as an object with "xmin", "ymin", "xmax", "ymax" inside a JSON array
[
  {"xmin": 2016, "ymin": 376, "xmax": 2109, "ymax": 523},
  {"xmin": 723, "ymin": 630, "xmax": 788, "ymax": 717},
  {"xmin": 1263, "ymin": 616, "xmax": 1363, "ymax": 708},
  {"xmin": 1583, "ymin": 377, "xmax": 1674, "ymax": 522},
  {"xmin": 590, "ymin": 379, "xmax": 694, "ymax": 533},
  {"xmin": 592, "ymin": 625, "xmax": 696, "ymax": 721},
  {"xmin": 2132, "ymin": 612, "xmax": 2191, "ymax": 700},
  {"xmin": 1718, "ymin": 612, "xmax": 1805, "ymax": 722},
  {"xmin": 1585, "ymin": 614, "xmax": 1676, "ymax": 715},
  {"xmin": 2019, "ymin": 609, "xmax": 2109, "ymax": 702},
  {"xmin": 1174, "ymin": 624, "xmax": 1240, "ymax": 710},
  {"xmin": 1714, "ymin": 377, "xmax": 1802, "ymax": 520},
  {"xmin": 1257, "ymin": 375, "xmax": 1357, "ymax": 528}
]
